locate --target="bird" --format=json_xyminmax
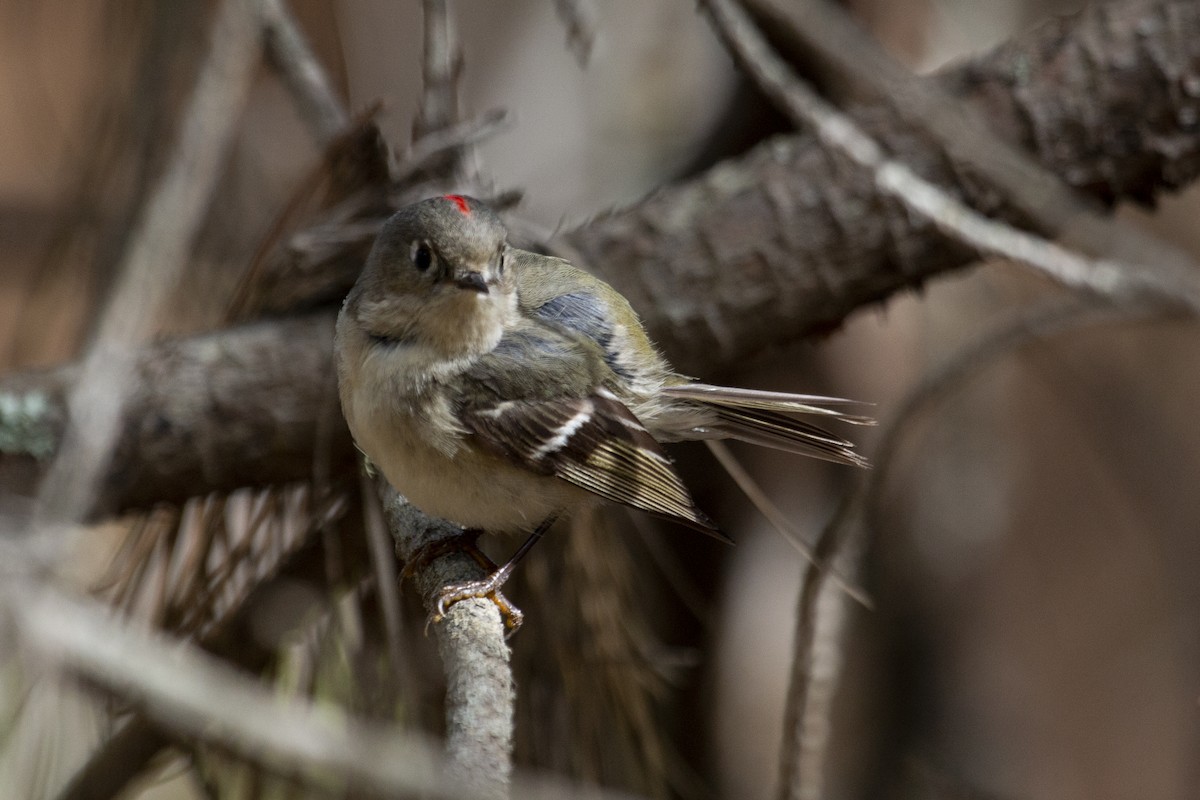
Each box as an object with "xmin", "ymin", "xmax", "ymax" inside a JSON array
[{"xmin": 335, "ymin": 194, "xmax": 870, "ymax": 627}]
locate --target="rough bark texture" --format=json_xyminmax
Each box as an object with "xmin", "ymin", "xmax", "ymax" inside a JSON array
[
  {"xmin": 385, "ymin": 493, "xmax": 514, "ymax": 799},
  {"xmin": 1, "ymin": 1, "xmax": 1198, "ymax": 514},
  {"xmin": 246, "ymin": 0, "xmax": 1200, "ymax": 371},
  {"xmin": 569, "ymin": 0, "xmax": 1200, "ymax": 372},
  {"xmin": 1, "ymin": 313, "xmax": 352, "ymax": 517}
]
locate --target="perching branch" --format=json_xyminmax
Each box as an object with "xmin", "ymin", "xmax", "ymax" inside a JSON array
[
  {"xmin": 16, "ymin": 586, "xmax": 642, "ymax": 800},
  {"xmin": 17, "ymin": 584, "xmax": 638, "ymax": 800},
  {"xmin": 383, "ymin": 489, "xmax": 515, "ymax": 799}
]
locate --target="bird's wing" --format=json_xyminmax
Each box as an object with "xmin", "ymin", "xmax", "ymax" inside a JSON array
[
  {"xmin": 513, "ymin": 251, "xmax": 668, "ymax": 385},
  {"xmin": 458, "ymin": 324, "xmax": 725, "ymax": 539}
]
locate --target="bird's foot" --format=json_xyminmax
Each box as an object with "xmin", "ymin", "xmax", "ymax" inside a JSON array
[
  {"xmin": 403, "ymin": 530, "xmax": 525, "ymax": 635},
  {"xmin": 432, "ymin": 574, "xmax": 525, "ymax": 637}
]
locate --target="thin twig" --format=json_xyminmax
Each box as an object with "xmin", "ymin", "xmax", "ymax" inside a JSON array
[
  {"xmin": 360, "ymin": 474, "xmax": 407, "ymax": 685},
  {"xmin": 553, "ymin": 0, "xmax": 598, "ymax": 66},
  {"xmin": 775, "ymin": 496, "xmax": 860, "ymax": 800},
  {"xmin": 701, "ymin": 0, "xmax": 1200, "ymax": 313},
  {"xmin": 394, "ymin": 109, "xmax": 512, "ymax": 184},
  {"xmin": 382, "ymin": 487, "xmax": 515, "ymax": 800},
  {"xmin": 14, "ymin": 584, "xmax": 447, "ymax": 799},
  {"xmin": 413, "ymin": 0, "xmax": 470, "ymax": 181},
  {"xmin": 704, "ymin": 440, "xmax": 871, "ymax": 607},
  {"xmin": 261, "ymin": 0, "xmax": 350, "ymax": 146},
  {"xmin": 30, "ymin": 0, "xmax": 265, "ymax": 543}
]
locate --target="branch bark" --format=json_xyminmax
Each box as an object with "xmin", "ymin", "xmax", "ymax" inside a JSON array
[
  {"xmin": 0, "ymin": 314, "xmax": 351, "ymax": 518},
  {"xmin": 2, "ymin": 0, "xmax": 1199, "ymax": 514},
  {"xmin": 244, "ymin": 0, "xmax": 1200, "ymax": 363},
  {"xmin": 384, "ymin": 490, "xmax": 515, "ymax": 799}
]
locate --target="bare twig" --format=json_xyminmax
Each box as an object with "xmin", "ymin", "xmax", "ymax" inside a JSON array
[
  {"xmin": 13, "ymin": 584, "xmax": 448, "ymax": 798},
  {"xmin": 415, "ymin": 0, "xmax": 461, "ymax": 136},
  {"xmin": 360, "ymin": 474, "xmax": 407, "ymax": 686},
  {"xmin": 775, "ymin": 496, "xmax": 861, "ymax": 800},
  {"xmin": 553, "ymin": 0, "xmax": 598, "ymax": 66},
  {"xmin": 704, "ymin": 440, "xmax": 870, "ymax": 607},
  {"xmin": 394, "ymin": 109, "xmax": 512, "ymax": 184},
  {"xmin": 701, "ymin": 0, "xmax": 1200, "ymax": 312},
  {"xmin": 261, "ymin": 0, "xmax": 350, "ymax": 146},
  {"xmin": 382, "ymin": 487, "xmax": 514, "ymax": 800},
  {"xmin": 413, "ymin": 0, "xmax": 471, "ymax": 180},
  {"xmin": 30, "ymin": 0, "xmax": 265, "ymax": 543}
]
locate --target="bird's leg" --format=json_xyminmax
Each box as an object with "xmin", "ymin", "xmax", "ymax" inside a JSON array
[
  {"xmin": 432, "ymin": 514, "xmax": 558, "ymax": 636},
  {"xmin": 400, "ymin": 527, "xmax": 489, "ymax": 579},
  {"xmin": 400, "ymin": 528, "xmax": 521, "ymax": 631}
]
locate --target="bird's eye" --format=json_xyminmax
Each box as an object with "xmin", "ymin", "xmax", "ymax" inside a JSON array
[
  {"xmin": 498, "ymin": 250, "xmax": 506, "ymax": 274},
  {"xmin": 412, "ymin": 242, "xmax": 434, "ymax": 272}
]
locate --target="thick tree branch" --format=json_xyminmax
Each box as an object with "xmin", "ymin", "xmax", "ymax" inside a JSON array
[
  {"xmin": 0, "ymin": 314, "xmax": 351, "ymax": 517},
  {"xmin": 2, "ymin": 0, "xmax": 1199, "ymax": 514},
  {"xmin": 700, "ymin": 0, "xmax": 1200, "ymax": 313},
  {"xmin": 573, "ymin": 0, "xmax": 1200, "ymax": 370},
  {"xmin": 245, "ymin": 0, "xmax": 1200, "ymax": 363},
  {"xmin": 742, "ymin": 0, "xmax": 1197, "ymax": 278}
]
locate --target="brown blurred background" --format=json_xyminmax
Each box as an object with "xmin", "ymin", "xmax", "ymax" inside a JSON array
[{"xmin": 1, "ymin": 1, "xmax": 1198, "ymax": 799}]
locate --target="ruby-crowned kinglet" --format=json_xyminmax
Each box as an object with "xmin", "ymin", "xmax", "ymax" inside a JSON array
[{"xmin": 335, "ymin": 195, "xmax": 870, "ymax": 616}]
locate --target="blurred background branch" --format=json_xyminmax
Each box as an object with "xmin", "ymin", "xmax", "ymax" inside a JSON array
[{"xmin": 1, "ymin": 1, "xmax": 1198, "ymax": 799}]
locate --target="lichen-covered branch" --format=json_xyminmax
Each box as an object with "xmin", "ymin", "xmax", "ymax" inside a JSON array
[{"xmin": 0, "ymin": 314, "xmax": 352, "ymax": 518}]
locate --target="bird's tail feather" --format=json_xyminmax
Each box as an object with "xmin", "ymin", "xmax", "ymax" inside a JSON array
[{"xmin": 661, "ymin": 383, "xmax": 873, "ymax": 467}]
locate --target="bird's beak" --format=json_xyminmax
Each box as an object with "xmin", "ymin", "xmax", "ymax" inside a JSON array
[{"xmin": 453, "ymin": 271, "xmax": 489, "ymax": 294}]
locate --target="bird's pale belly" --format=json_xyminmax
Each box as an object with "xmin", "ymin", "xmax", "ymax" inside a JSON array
[{"xmin": 355, "ymin": 414, "xmax": 585, "ymax": 534}]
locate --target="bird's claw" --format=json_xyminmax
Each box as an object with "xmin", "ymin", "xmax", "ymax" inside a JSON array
[{"xmin": 429, "ymin": 579, "xmax": 524, "ymax": 637}]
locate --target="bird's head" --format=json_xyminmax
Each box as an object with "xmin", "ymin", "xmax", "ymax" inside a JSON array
[{"xmin": 347, "ymin": 195, "xmax": 516, "ymax": 356}]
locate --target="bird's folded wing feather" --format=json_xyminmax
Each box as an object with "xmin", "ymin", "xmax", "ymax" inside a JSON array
[{"xmin": 457, "ymin": 325, "xmax": 723, "ymax": 538}]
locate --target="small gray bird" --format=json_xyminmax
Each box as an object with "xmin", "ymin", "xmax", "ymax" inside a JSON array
[{"xmin": 336, "ymin": 195, "xmax": 870, "ymax": 621}]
